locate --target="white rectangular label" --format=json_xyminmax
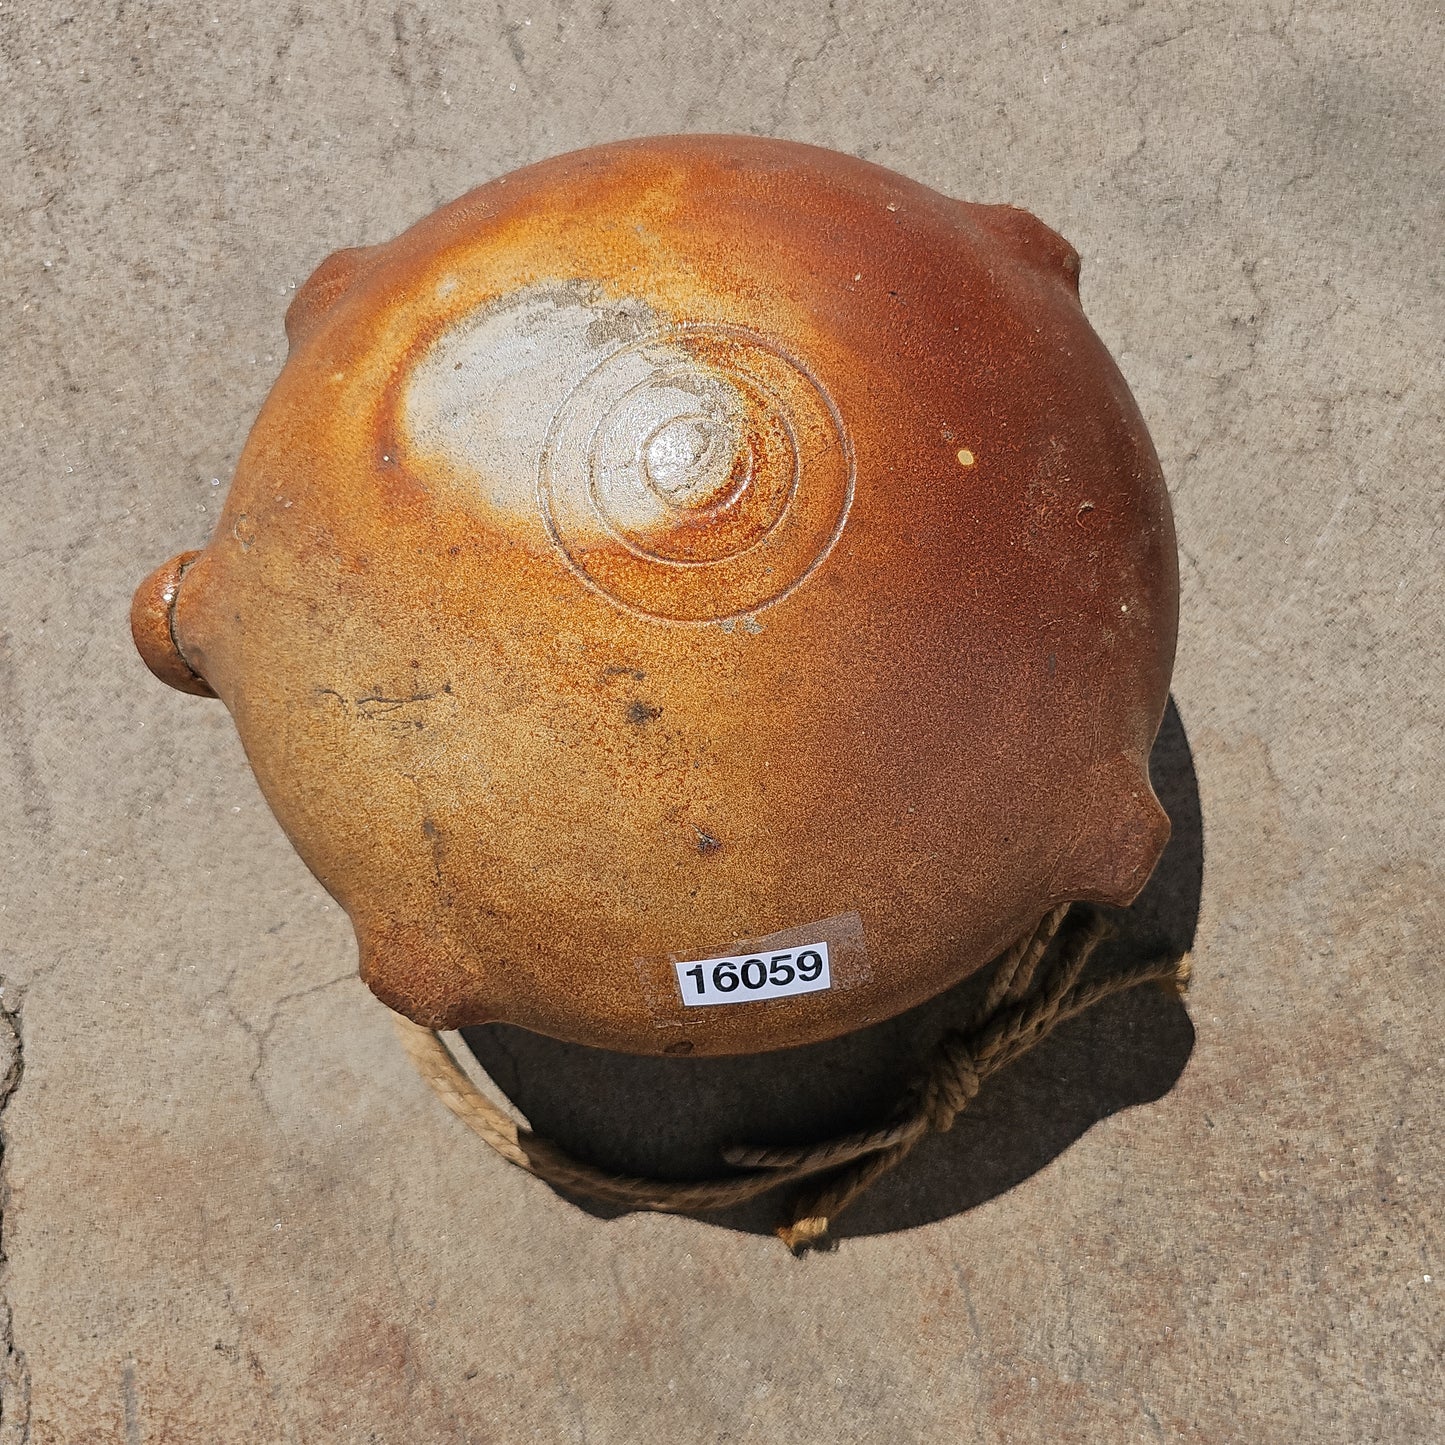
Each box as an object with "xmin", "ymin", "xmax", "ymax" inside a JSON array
[{"xmin": 673, "ymin": 942, "xmax": 831, "ymax": 1007}]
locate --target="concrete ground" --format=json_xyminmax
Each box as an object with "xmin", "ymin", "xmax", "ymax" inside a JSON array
[{"xmin": 2, "ymin": 1, "xmax": 1441, "ymax": 1440}]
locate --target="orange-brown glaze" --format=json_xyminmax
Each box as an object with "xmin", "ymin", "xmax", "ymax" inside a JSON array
[{"xmin": 139, "ymin": 136, "xmax": 1178, "ymax": 1054}]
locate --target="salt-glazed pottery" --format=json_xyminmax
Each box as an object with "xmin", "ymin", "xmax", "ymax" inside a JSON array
[{"xmin": 133, "ymin": 135, "xmax": 1178, "ymax": 1057}]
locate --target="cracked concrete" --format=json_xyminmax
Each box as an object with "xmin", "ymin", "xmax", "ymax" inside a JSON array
[
  {"xmin": 0, "ymin": 989, "xmax": 26, "ymax": 1445},
  {"xmin": 1, "ymin": 0, "xmax": 1442, "ymax": 1439}
]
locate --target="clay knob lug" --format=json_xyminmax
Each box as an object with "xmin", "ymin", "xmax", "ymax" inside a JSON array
[
  {"xmin": 130, "ymin": 551, "xmax": 217, "ymax": 698},
  {"xmin": 1055, "ymin": 753, "xmax": 1172, "ymax": 908},
  {"xmin": 284, "ymin": 245, "xmax": 375, "ymax": 350},
  {"xmin": 972, "ymin": 203, "xmax": 1082, "ymax": 291},
  {"xmin": 358, "ymin": 924, "xmax": 497, "ymax": 1032}
]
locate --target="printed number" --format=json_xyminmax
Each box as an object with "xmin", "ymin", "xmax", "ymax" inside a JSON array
[{"xmin": 674, "ymin": 943, "xmax": 831, "ymax": 1006}]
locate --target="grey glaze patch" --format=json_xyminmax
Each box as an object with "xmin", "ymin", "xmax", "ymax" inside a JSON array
[
  {"xmin": 404, "ymin": 282, "xmax": 657, "ymax": 523},
  {"xmin": 404, "ymin": 287, "xmax": 853, "ymax": 622}
]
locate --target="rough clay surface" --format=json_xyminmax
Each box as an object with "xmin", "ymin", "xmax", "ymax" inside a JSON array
[{"xmin": 1, "ymin": 2, "xmax": 1440, "ymax": 1440}]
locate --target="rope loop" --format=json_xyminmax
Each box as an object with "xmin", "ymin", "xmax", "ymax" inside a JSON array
[
  {"xmin": 393, "ymin": 901, "xmax": 1189, "ymax": 1252},
  {"xmin": 917, "ymin": 1035, "xmax": 981, "ymax": 1134}
]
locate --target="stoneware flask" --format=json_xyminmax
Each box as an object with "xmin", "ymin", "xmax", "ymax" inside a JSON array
[{"xmin": 133, "ymin": 135, "xmax": 1178, "ymax": 1058}]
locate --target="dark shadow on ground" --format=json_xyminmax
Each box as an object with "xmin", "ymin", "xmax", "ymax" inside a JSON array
[{"xmin": 461, "ymin": 697, "xmax": 1201, "ymax": 1240}]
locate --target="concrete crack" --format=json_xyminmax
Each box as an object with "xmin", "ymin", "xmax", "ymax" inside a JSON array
[
  {"xmin": 244, "ymin": 971, "xmax": 356, "ymax": 1092},
  {"xmin": 0, "ymin": 984, "xmax": 30, "ymax": 1444},
  {"xmin": 771, "ymin": 0, "xmax": 843, "ymax": 130}
]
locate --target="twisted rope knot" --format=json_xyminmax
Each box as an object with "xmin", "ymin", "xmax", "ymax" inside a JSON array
[
  {"xmin": 394, "ymin": 901, "xmax": 1190, "ymax": 1253},
  {"xmin": 918, "ymin": 1036, "xmax": 981, "ymax": 1134}
]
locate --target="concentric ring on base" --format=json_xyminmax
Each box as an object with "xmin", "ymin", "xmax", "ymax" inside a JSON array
[{"xmin": 539, "ymin": 323, "xmax": 854, "ymax": 623}]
